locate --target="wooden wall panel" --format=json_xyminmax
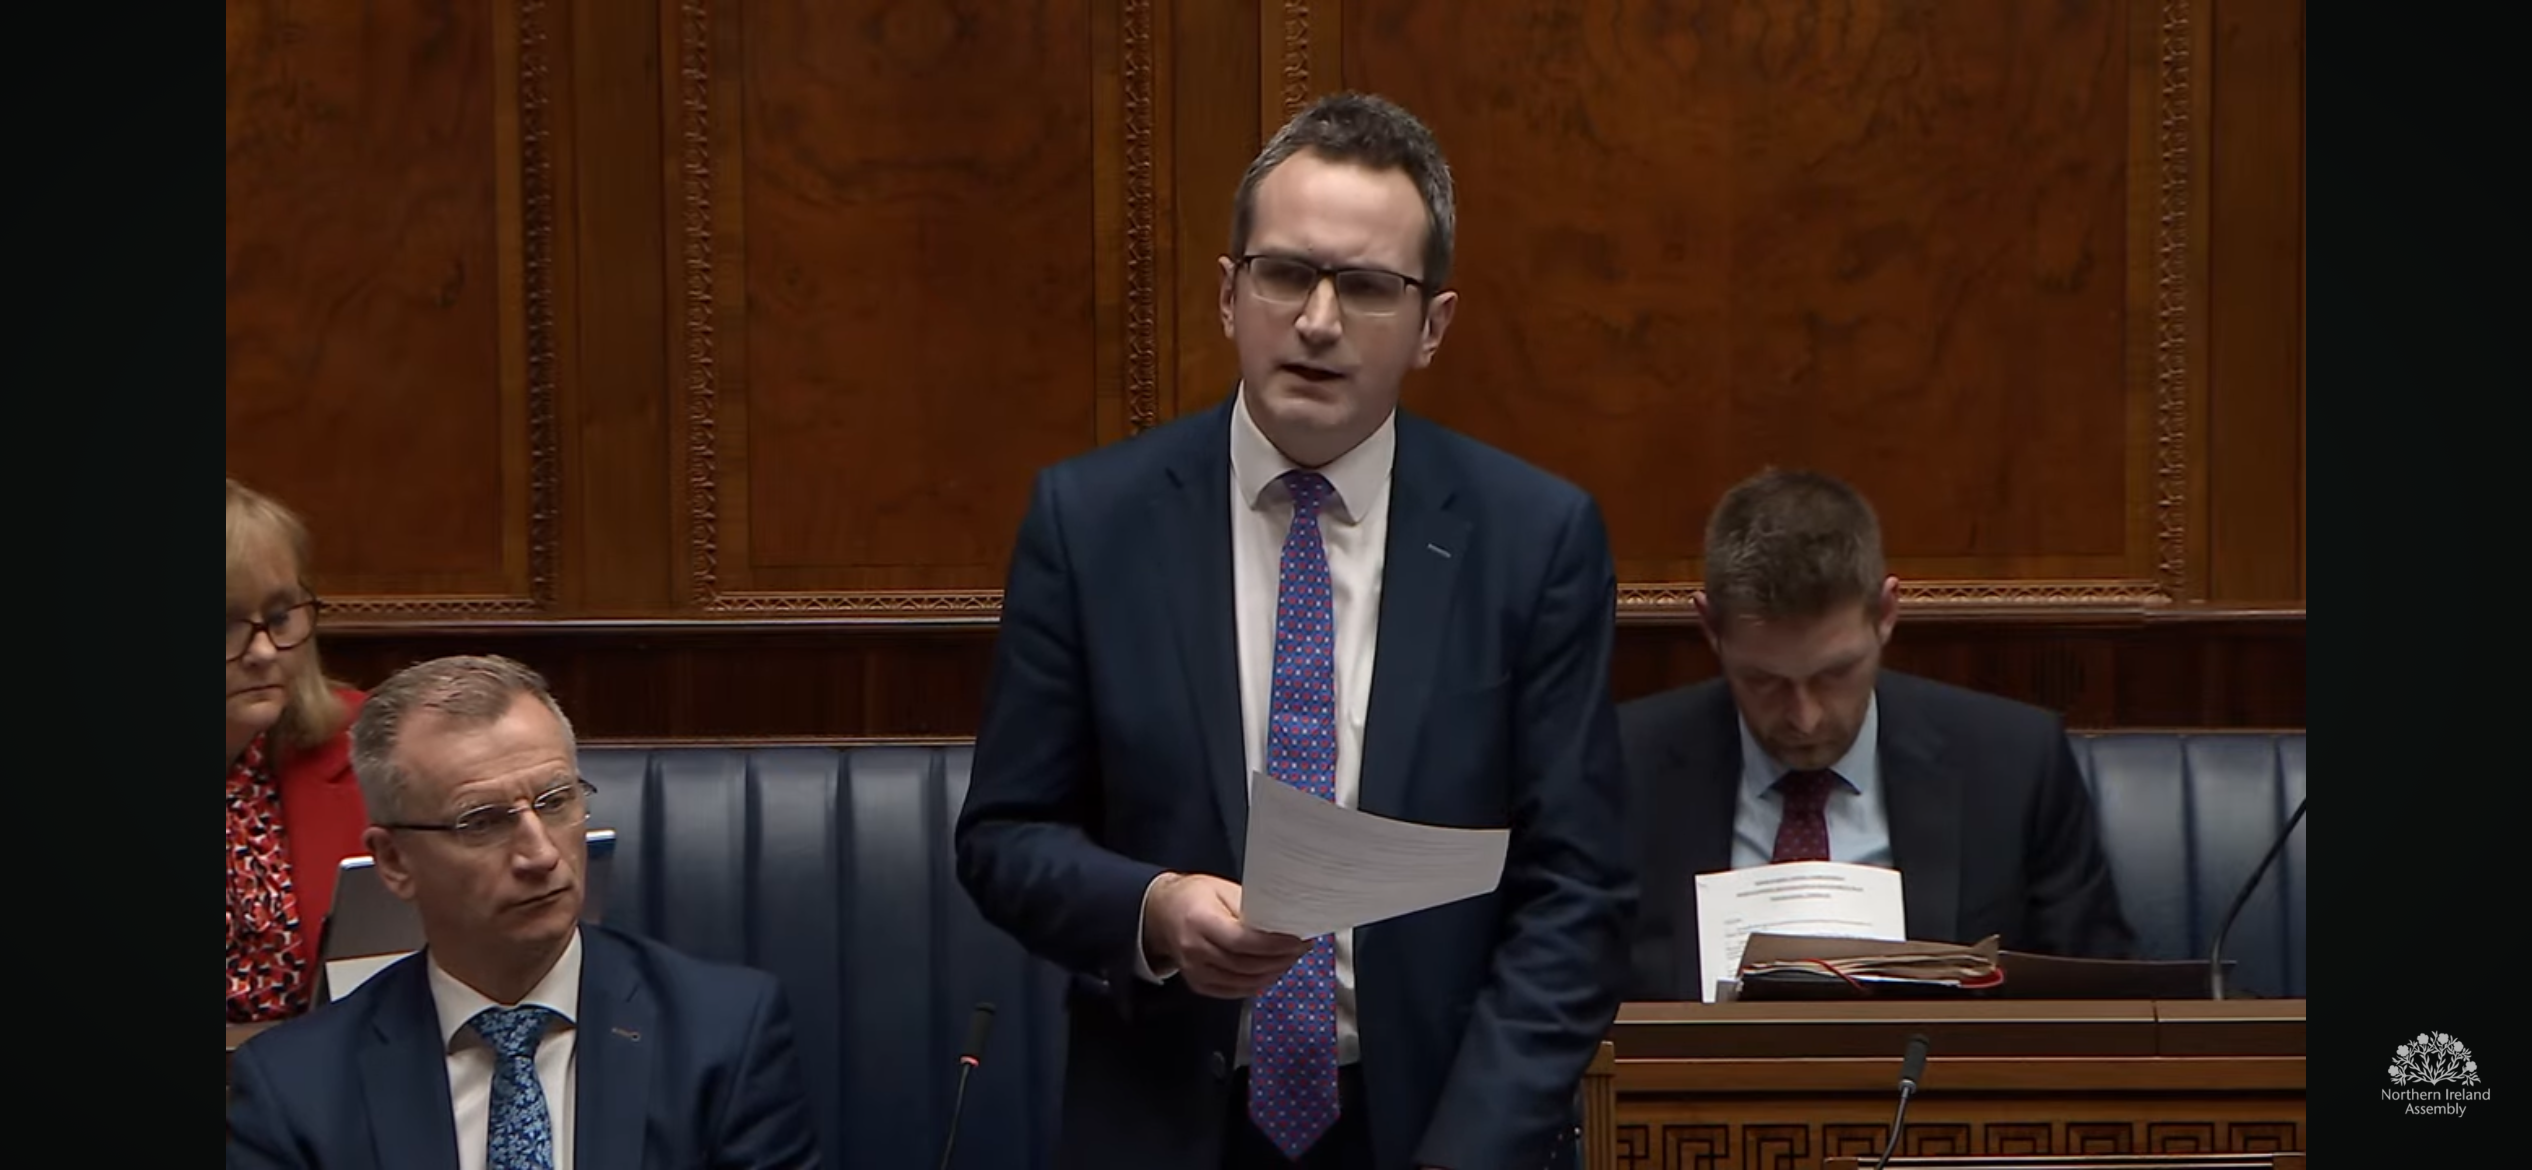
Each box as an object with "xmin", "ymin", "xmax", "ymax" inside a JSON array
[
  {"xmin": 226, "ymin": 0, "xmax": 565, "ymax": 615},
  {"xmin": 318, "ymin": 608, "xmax": 2304, "ymax": 741},
  {"xmin": 671, "ymin": 0, "xmax": 1112, "ymax": 613},
  {"xmin": 2207, "ymin": 0, "xmax": 2305, "ymax": 601},
  {"xmin": 229, "ymin": 0, "xmax": 2304, "ymax": 737},
  {"xmin": 1172, "ymin": 0, "xmax": 1261, "ymax": 418},
  {"xmin": 1314, "ymin": 0, "xmax": 2203, "ymax": 612}
]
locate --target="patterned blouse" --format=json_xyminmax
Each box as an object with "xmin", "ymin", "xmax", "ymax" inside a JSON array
[{"xmin": 226, "ymin": 736, "xmax": 311, "ymax": 1022}]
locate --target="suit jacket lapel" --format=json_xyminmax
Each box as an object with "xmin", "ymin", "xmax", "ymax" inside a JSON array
[
  {"xmin": 1879, "ymin": 681, "xmax": 1963, "ymax": 943},
  {"xmin": 360, "ymin": 958, "xmax": 461, "ymax": 1170},
  {"xmin": 1158, "ymin": 399, "xmax": 1251, "ymax": 867},
  {"xmin": 1357, "ymin": 420, "xmax": 1466, "ymax": 820},
  {"xmin": 1662, "ymin": 688, "xmax": 1745, "ymax": 999},
  {"xmin": 573, "ymin": 929, "xmax": 655, "ymax": 1170}
]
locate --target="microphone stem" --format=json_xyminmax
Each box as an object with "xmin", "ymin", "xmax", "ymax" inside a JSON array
[
  {"xmin": 1873, "ymin": 1083, "xmax": 1916, "ymax": 1170},
  {"xmin": 2208, "ymin": 795, "xmax": 2307, "ymax": 1001},
  {"xmin": 939, "ymin": 1062, "xmax": 975, "ymax": 1170}
]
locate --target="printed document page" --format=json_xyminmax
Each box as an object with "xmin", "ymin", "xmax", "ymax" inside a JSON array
[{"xmin": 1693, "ymin": 861, "xmax": 1907, "ymax": 1002}]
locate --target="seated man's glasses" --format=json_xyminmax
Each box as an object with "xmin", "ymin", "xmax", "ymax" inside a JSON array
[{"xmin": 378, "ymin": 778, "xmax": 598, "ymax": 849}]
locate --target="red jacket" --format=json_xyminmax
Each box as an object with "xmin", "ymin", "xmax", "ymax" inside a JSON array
[{"xmin": 271, "ymin": 686, "xmax": 371, "ymax": 974}]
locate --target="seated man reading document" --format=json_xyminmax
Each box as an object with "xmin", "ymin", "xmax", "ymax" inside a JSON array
[
  {"xmin": 226, "ymin": 654, "xmax": 821, "ymax": 1169},
  {"xmin": 1620, "ymin": 468, "xmax": 2135, "ymax": 1001}
]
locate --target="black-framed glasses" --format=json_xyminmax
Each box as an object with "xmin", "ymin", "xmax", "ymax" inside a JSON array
[
  {"xmin": 1237, "ymin": 254, "xmax": 1428, "ymax": 317},
  {"xmin": 378, "ymin": 778, "xmax": 597, "ymax": 849},
  {"xmin": 226, "ymin": 597, "xmax": 322, "ymax": 662}
]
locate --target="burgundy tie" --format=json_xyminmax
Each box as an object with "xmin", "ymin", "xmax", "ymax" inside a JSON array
[{"xmin": 1771, "ymin": 770, "xmax": 1838, "ymax": 862}]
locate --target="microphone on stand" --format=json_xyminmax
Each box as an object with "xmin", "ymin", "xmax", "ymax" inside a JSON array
[
  {"xmin": 936, "ymin": 1002, "xmax": 997, "ymax": 1170},
  {"xmin": 2208, "ymin": 795, "xmax": 2307, "ymax": 1000},
  {"xmin": 1872, "ymin": 1033, "xmax": 1930, "ymax": 1170}
]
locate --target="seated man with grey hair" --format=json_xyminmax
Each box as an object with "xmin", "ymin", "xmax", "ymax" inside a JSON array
[
  {"xmin": 1619, "ymin": 468, "xmax": 2135, "ymax": 1002},
  {"xmin": 227, "ymin": 654, "xmax": 821, "ymax": 1169}
]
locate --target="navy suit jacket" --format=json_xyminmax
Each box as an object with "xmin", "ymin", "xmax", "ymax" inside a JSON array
[
  {"xmin": 953, "ymin": 396, "xmax": 1636, "ymax": 1170},
  {"xmin": 226, "ymin": 923, "xmax": 821, "ymax": 1169},
  {"xmin": 1619, "ymin": 670, "xmax": 2137, "ymax": 1000}
]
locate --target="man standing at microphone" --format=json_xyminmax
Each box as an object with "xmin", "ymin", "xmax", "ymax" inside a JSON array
[{"xmin": 954, "ymin": 92, "xmax": 1634, "ymax": 1169}]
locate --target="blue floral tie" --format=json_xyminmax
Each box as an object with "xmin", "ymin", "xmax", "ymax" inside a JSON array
[
  {"xmin": 472, "ymin": 1005, "xmax": 560, "ymax": 1170},
  {"xmin": 1248, "ymin": 469, "xmax": 1342, "ymax": 1160}
]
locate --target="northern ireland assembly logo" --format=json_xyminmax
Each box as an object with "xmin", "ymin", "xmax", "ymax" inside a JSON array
[{"xmin": 2385, "ymin": 1032, "xmax": 2488, "ymax": 1116}]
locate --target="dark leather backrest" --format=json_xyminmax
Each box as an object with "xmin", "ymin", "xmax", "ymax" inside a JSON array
[
  {"xmin": 576, "ymin": 730, "xmax": 2305, "ymax": 1167},
  {"xmin": 2066, "ymin": 731, "xmax": 2308, "ymax": 998},
  {"xmin": 578, "ymin": 743, "xmax": 1066, "ymax": 1170}
]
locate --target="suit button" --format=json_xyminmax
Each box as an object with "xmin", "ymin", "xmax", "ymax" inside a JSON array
[{"xmin": 1208, "ymin": 1051, "xmax": 1229, "ymax": 1080}]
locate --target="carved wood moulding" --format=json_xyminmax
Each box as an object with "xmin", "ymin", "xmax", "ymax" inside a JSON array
[
  {"xmin": 674, "ymin": 0, "xmax": 1159, "ymax": 614},
  {"xmin": 327, "ymin": 0, "xmax": 562, "ymax": 619}
]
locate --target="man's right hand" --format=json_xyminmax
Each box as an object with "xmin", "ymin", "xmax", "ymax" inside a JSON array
[{"xmin": 1141, "ymin": 873, "xmax": 1314, "ymax": 998}]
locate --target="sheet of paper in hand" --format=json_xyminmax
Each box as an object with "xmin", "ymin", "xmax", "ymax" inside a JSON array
[{"xmin": 1236, "ymin": 770, "xmax": 1509, "ymax": 938}]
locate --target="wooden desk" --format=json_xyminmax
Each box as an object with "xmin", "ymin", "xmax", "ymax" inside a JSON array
[
  {"xmin": 1824, "ymin": 1157, "xmax": 2304, "ymax": 1169},
  {"xmin": 1576, "ymin": 1000, "xmax": 2304, "ymax": 1170}
]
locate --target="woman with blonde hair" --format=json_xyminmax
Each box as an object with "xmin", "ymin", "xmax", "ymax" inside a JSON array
[{"xmin": 227, "ymin": 477, "xmax": 369, "ymax": 1022}]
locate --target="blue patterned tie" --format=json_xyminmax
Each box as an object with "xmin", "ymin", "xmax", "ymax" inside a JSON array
[
  {"xmin": 473, "ymin": 1005, "xmax": 560, "ymax": 1170},
  {"xmin": 1248, "ymin": 469, "xmax": 1342, "ymax": 1160}
]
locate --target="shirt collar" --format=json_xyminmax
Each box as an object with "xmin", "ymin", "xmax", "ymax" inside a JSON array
[
  {"xmin": 1228, "ymin": 382, "xmax": 1396, "ymax": 525},
  {"xmin": 428, "ymin": 926, "xmax": 584, "ymax": 1052},
  {"xmin": 1737, "ymin": 689, "xmax": 1880, "ymax": 802}
]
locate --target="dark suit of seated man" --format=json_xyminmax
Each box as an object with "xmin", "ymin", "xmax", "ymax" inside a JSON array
[
  {"xmin": 1620, "ymin": 469, "xmax": 2134, "ymax": 1002},
  {"xmin": 227, "ymin": 654, "xmax": 820, "ymax": 1170}
]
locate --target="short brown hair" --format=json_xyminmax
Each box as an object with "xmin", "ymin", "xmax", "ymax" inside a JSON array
[
  {"xmin": 227, "ymin": 477, "xmax": 348, "ymax": 754},
  {"xmin": 1229, "ymin": 91, "xmax": 1457, "ymax": 291},
  {"xmin": 1700, "ymin": 468, "xmax": 1887, "ymax": 627},
  {"xmin": 350, "ymin": 654, "xmax": 577, "ymax": 822}
]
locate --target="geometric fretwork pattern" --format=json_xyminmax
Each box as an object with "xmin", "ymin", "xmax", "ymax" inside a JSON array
[
  {"xmin": 2227, "ymin": 1122, "xmax": 2299, "ymax": 1152},
  {"xmin": 1985, "ymin": 1123, "xmax": 2055, "ymax": 1155},
  {"xmin": 1598, "ymin": 1118, "xmax": 2303, "ymax": 1169},
  {"xmin": 1900, "ymin": 1123, "xmax": 1973, "ymax": 1157},
  {"xmin": 2067, "ymin": 1123, "xmax": 2136, "ymax": 1155},
  {"xmin": 2147, "ymin": 1122, "xmax": 2219, "ymax": 1152},
  {"xmin": 1615, "ymin": 1123, "xmax": 1652, "ymax": 1170}
]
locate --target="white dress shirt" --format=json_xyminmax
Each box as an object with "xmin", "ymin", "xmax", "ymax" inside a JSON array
[
  {"xmin": 1135, "ymin": 385, "xmax": 1394, "ymax": 1070},
  {"xmin": 1727, "ymin": 693, "xmax": 1894, "ymax": 869},
  {"xmin": 428, "ymin": 928, "xmax": 584, "ymax": 1170}
]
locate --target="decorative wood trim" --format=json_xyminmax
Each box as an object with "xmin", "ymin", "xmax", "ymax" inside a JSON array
[
  {"xmin": 1619, "ymin": 580, "xmax": 2170, "ymax": 618},
  {"xmin": 518, "ymin": 0, "xmax": 562, "ymax": 609},
  {"xmin": 1266, "ymin": 0, "xmax": 1341, "ymax": 133},
  {"xmin": 1123, "ymin": 0, "xmax": 1160, "ymax": 432},
  {"xmin": 328, "ymin": 0, "xmax": 560, "ymax": 619},
  {"xmin": 675, "ymin": 0, "xmax": 1160, "ymax": 609},
  {"xmin": 676, "ymin": 0, "xmax": 722, "ymax": 609},
  {"xmin": 1279, "ymin": 1, "xmax": 1314, "ymax": 122},
  {"xmin": 685, "ymin": 590, "xmax": 1006, "ymax": 618},
  {"xmin": 2153, "ymin": 0, "xmax": 2199, "ymax": 598}
]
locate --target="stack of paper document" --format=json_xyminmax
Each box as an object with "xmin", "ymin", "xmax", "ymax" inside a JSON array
[
  {"xmin": 1737, "ymin": 932, "xmax": 2003, "ymax": 991},
  {"xmin": 1692, "ymin": 860, "xmax": 1912, "ymax": 1002}
]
